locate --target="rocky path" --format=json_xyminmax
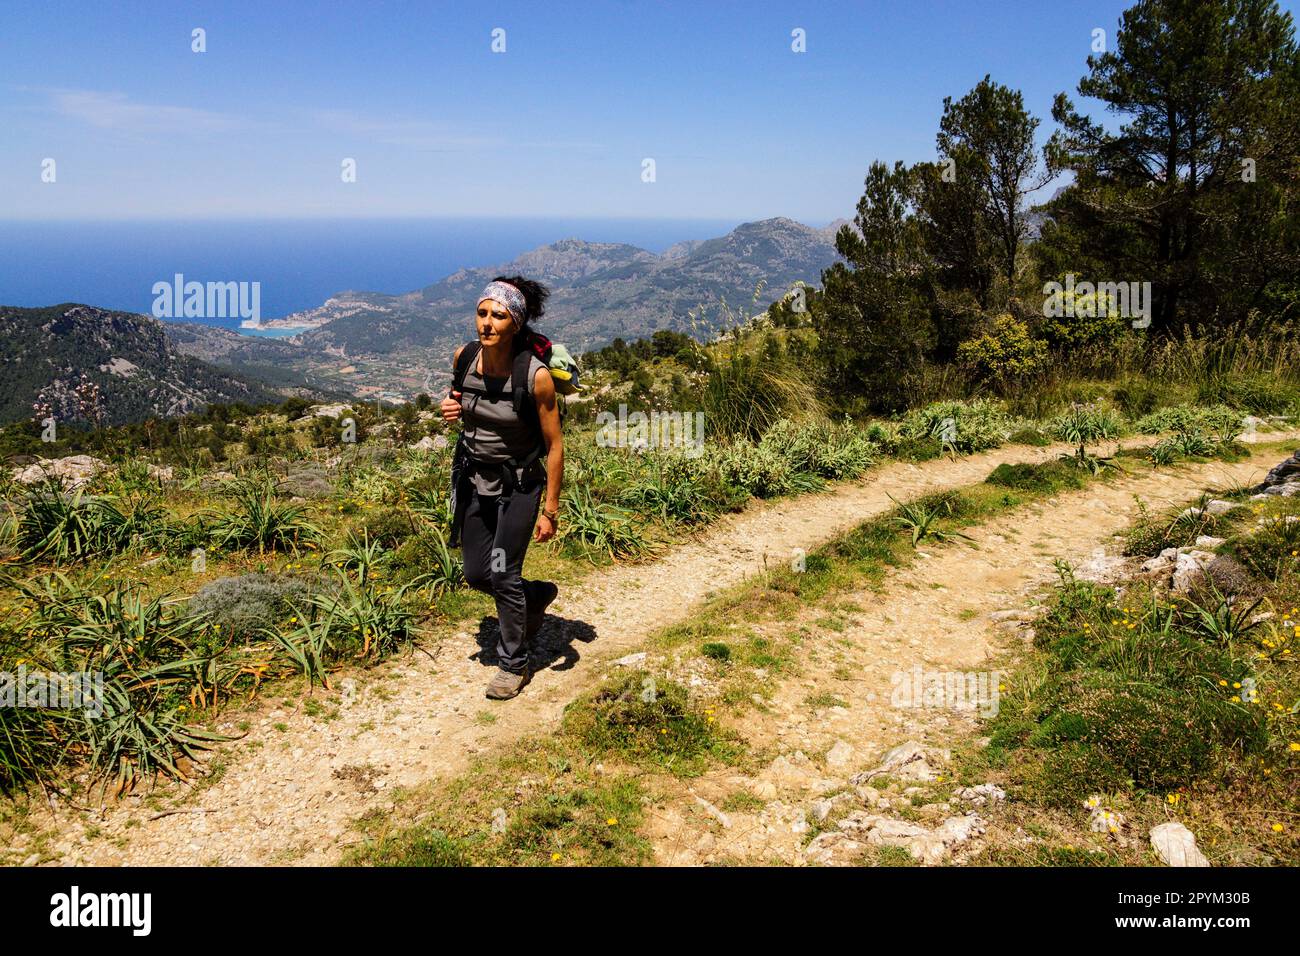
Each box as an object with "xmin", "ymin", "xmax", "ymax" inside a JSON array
[
  {"xmin": 643, "ymin": 445, "xmax": 1293, "ymax": 865},
  {"xmin": 11, "ymin": 436, "xmax": 1294, "ymax": 866}
]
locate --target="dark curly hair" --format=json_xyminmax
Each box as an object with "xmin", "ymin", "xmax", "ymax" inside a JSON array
[{"xmin": 492, "ymin": 275, "xmax": 550, "ymax": 324}]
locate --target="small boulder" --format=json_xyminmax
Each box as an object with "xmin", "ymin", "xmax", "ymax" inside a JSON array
[
  {"xmin": 1074, "ymin": 550, "xmax": 1130, "ymax": 585},
  {"xmin": 1255, "ymin": 449, "xmax": 1300, "ymax": 490},
  {"xmin": 1172, "ymin": 551, "xmax": 1216, "ymax": 592},
  {"xmin": 804, "ymin": 831, "xmax": 864, "ymax": 866},
  {"xmin": 11, "ymin": 454, "xmax": 107, "ymax": 488},
  {"xmin": 953, "ymin": 783, "xmax": 1006, "ymax": 806},
  {"xmin": 310, "ymin": 403, "xmax": 351, "ymax": 419},
  {"xmin": 824, "ymin": 740, "xmax": 855, "ymax": 770},
  {"xmin": 1149, "ymin": 822, "xmax": 1211, "ymax": 867},
  {"xmin": 1140, "ymin": 548, "xmax": 1179, "ymax": 575},
  {"xmin": 1179, "ymin": 499, "xmax": 1238, "ymax": 520},
  {"xmin": 851, "ymin": 740, "xmax": 943, "ymax": 784}
]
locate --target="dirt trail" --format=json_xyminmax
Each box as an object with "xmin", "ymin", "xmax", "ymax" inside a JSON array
[
  {"xmin": 13, "ymin": 435, "xmax": 1295, "ymax": 866},
  {"xmin": 644, "ymin": 446, "xmax": 1294, "ymax": 865}
]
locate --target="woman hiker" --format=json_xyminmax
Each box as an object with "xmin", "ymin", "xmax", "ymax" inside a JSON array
[{"xmin": 441, "ymin": 276, "xmax": 563, "ymax": 700}]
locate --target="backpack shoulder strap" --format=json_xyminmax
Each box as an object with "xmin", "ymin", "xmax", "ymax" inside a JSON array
[
  {"xmin": 511, "ymin": 349, "xmax": 537, "ymax": 417},
  {"xmin": 452, "ymin": 341, "xmax": 481, "ymax": 394}
]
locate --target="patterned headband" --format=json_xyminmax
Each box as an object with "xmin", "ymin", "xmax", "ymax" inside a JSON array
[{"xmin": 477, "ymin": 281, "xmax": 527, "ymax": 329}]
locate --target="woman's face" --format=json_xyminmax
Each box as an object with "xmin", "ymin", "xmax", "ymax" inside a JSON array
[{"xmin": 476, "ymin": 298, "xmax": 515, "ymax": 348}]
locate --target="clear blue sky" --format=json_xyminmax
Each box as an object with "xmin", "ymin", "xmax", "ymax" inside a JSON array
[{"xmin": 3, "ymin": 0, "xmax": 1296, "ymax": 222}]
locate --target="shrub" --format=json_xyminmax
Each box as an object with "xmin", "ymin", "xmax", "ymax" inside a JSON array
[
  {"xmin": 357, "ymin": 507, "xmax": 415, "ymax": 549},
  {"xmin": 187, "ymin": 573, "xmax": 319, "ymax": 642},
  {"xmin": 1040, "ymin": 288, "xmax": 1129, "ymax": 352},
  {"xmin": 620, "ymin": 454, "xmax": 731, "ymax": 527},
  {"xmin": 986, "ymin": 461, "xmax": 1086, "ymax": 494},
  {"xmin": 710, "ymin": 441, "xmax": 797, "ymax": 498},
  {"xmin": 1134, "ymin": 403, "xmax": 1242, "ymax": 442},
  {"xmin": 282, "ymin": 467, "xmax": 334, "ymax": 499},
  {"xmin": 756, "ymin": 418, "xmax": 878, "ymax": 480},
  {"xmin": 956, "ymin": 314, "xmax": 1049, "ymax": 389},
  {"xmin": 899, "ymin": 399, "xmax": 1013, "ymax": 454}
]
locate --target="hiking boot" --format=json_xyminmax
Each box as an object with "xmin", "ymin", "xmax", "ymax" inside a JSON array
[
  {"xmin": 485, "ymin": 666, "xmax": 532, "ymax": 700},
  {"xmin": 525, "ymin": 581, "xmax": 559, "ymax": 641}
]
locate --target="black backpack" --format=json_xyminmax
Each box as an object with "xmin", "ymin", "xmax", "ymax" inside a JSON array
[{"xmin": 447, "ymin": 341, "xmax": 547, "ymax": 544}]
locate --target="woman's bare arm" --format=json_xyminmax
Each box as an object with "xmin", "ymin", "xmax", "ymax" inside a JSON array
[{"xmin": 533, "ymin": 366, "xmax": 563, "ymax": 541}]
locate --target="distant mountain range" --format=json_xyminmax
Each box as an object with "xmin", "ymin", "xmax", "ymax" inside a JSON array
[
  {"xmin": 285, "ymin": 216, "xmax": 847, "ymax": 358},
  {"xmin": 2, "ymin": 217, "xmax": 847, "ymax": 424},
  {"xmin": 0, "ymin": 305, "xmax": 328, "ymax": 426}
]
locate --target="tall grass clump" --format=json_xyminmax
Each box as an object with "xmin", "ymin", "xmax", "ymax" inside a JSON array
[{"xmin": 698, "ymin": 347, "xmax": 822, "ymax": 441}]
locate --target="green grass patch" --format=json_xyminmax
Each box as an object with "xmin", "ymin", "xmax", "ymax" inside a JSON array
[{"xmin": 561, "ymin": 671, "xmax": 738, "ymax": 776}]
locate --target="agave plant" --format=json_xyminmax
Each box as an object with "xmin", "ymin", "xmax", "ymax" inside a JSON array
[
  {"xmin": 4, "ymin": 573, "xmax": 228, "ymax": 793},
  {"xmin": 274, "ymin": 568, "xmax": 423, "ymax": 685},
  {"xmin": 16, "ymin": 479, "xmax": 128, "ymax": 562},
  {"xmin": 1183, "ymin": 586, "xmax": 1264, "ymax": 645},
  {"xmin": 207, "ymin": 472, "xmax": 320, "ymax": 554},
  {"xmin": 1051, "ymin": 403, "xmax": 1122, "ymax": 473},
  {"xmin": 327, "ymin": 529, "xmax": 391, "ymax": 586},
  {"xmin": 1149, "ymin": 439, "xmax": 1180, "ymax": 466},
  {"xmin": 405, "ymin": 483, "xmax": 454, "ymax": 531},
  {"xmin": 887, "ymin": 492, "xmax": 975, "ymax": 547},
  {"xmin": 562, "ymin": 485, "xmax": 653, "ymax": 561},
  {"xmin": 410, "ymin": 526, "xmax": 464, "ymax": 592}
]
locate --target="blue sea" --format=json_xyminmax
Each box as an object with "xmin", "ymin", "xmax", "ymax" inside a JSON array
[{"xmin": 0, "ymin": 218, "xmax": 746, "ymax": 334}]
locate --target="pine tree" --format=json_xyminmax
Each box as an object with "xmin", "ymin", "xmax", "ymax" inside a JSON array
[{"xmin": 1048, "ymin": 0, "xmax": 1300, "ymax": 334}]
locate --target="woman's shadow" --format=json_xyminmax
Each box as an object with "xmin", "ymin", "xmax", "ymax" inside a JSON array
[{"xmin": 472, "ymin": 612, "xmax": 598, "ymax": 673}]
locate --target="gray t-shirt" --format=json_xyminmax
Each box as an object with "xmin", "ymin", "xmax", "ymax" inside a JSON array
[{"xmin": 456, "ymin": 348, "xmax": 547, "ymax": 495}]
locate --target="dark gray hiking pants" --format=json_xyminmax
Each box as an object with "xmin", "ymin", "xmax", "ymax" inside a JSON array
[{"xmin": 460, "ymin": 482, "xmax": 544, "ymax": 674}]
